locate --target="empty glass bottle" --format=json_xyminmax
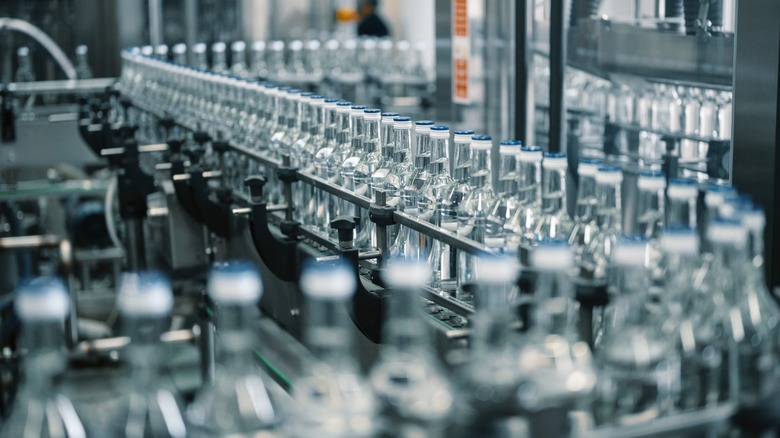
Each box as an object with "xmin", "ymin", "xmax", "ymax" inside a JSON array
[
  {"xmin": 594, "ymin": 237, "xmax": 680, "ymax": 425},
  {"xmin": 192, "ymin": 43, "xmax": 208, "ymax": 70},
  {"xmin": 354, "ymin": 109, "xmax": 384, "ymax": 247},
  {"xmin": 506, "ymin": 146, "xmax": 544, "ymax": 249},
  {"xmin": 250, "ymin": 41, "xmax": 268, "ymax": 80},
  {"xmin": 441, "ymin": 130, "xmax": 474, "ymax": 233},
  {"xmin": 297, "ymin": 95, "xmax": 326, "ymax": 226},
  {"xmin": 114, "ymin": 272, "xmax": 187, "ymax": 438},
  {"xmin": 211, "ymin": 42, "xmax": 228, "ymax": 73},
  {"xmin": 230, "ymin": 41, "xmax": 249, "ymax": 77},
  {"xmin": 15, "ymin": 47, "xmax": 35, "ymax": 83},
  {"xmin": 313, "ymin": 98, "xmax": 342, "ymax": 234},
  {"xmin": 485, "ymin": 140, "xmax": 522, "ymax": 251},
  {"xmin": 325, "ymin": 101, "xmax": 354, "ymax": 238},
  {"xmin": 579, "ymin": 166, "xmax": 623, "ymax": 280},
  {"xmin": 341, "ymin": 105, "xmax": 370, "ymax": 248},
  {"xmin": 569, "ymin": 158, "xmax": 603, "ymax": 259},
  {"xmin": 666, "ymin": 178, "xmax": 698, "ymax": 229},
  {"xmin": 2, "ymin": 277, "xmax": 88, "ymax": 437},
  {"xmin": 371, "ymin": 112, "xmax": 401, "ymax": 243},
  {"xmin": 292, "ymin": 260, "xmax": 377, "ymax": 438},
  {"xmin": 370, "ymin": 258, "xmax": 453, "ymax": 437},
  {"xmin": 534, "ymin": 152, "xmax": 574, "ymax": 242},
  {"xmin": 187, "ymin": 261, "xmax": 282, "ymax": 436}
]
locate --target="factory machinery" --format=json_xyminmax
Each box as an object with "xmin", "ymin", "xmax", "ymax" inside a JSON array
[{"xmin": 1, "ymin": 1, "xmax": 780, "ymax": 436}]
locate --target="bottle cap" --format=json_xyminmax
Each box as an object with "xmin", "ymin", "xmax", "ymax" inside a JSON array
[
  {"xmin": 207, "ymin": 261, "xmax": 263, "ymax": 304},
  {"xmin": 363, "ymin": 108, "xmax": 381, "ymax": 120},
  {"xmin": 499, "ymin": 140, "xmax": 522, "ymax": 154},
  {"xmin": 542, "ymin": 151, "xmax": 567, "ymax": 169},
  {"xmin": 668, "ymin": 178, "xmax": 698, "ymax": 200},
  {"xmin": 383, "ymin": 258, "xmax": 432, "ymax": 289},
  {"xmin": 381, "ymin": 113, "xmax": 400, "ymax": 124},
  {"xmin": 430, "ymin": 125, "xmax": 450, "ymax": 138},
  {"xmin": 704, "ymin": 184, "xmax": 736, "ymax": 207},
  {"xmin": 118, "ymin": 272, "xmax": 174, "ymax": 317},
  {"xmin": 707, "ymin": 218, "xmax": 747, "ymax": 246},
  {"xmin": 415, "ymin": 120, "xmax": 435, "ymax": 134},
  {"xmin": 393, "ymin": 116, "xmax": 412, "ymax": 129},
  {"xmin": 660, "ymin": 227, "xmax": 699, "ymax": 255},
  {"xmin": 578, "ymin": 158, "xmax": 603, "ymax": 177},
  {"xmin": 637, "ymin": 171, "xmax": 666, "ymax": 191},
  {"xmin": 299, "ymin": 260, "xmax": 356, "ymax": 300},
  {"xmin": 532, "ymin": 240, "xmax": 573, "ymax": 270},
  {"xmin": 518, "ymin": 146, "xmax": 543, "ymax": 163},
  {"xmin": 231, "ymin": 41, "xmax": 246, "ymax": 52},
  {"xmin": 15, "ymin": 277, "xmax": 70, "ymax": 322},
  {"xmin": 336, "ymin": 102, "xmax": 353, "ymax": 113},
  {"xmin": 612, "ymin": 236, "xmax": 648, "ymax": 266},
  {"xmin": 595, "ymin": 165, "xmax": 623, "ymax": 184},
  {"xmin": 470, "ymin": 135, "xmax": 492, "ymax": 151},
  {"xmin": 350, "ymin": 105, "xmax": 367, "ymax": 116}
]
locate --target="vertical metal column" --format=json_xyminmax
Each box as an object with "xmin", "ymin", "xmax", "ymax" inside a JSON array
[
  {"xmin": 184, "ymin": 0, "xmax": 198, "ymax": 65},
  {"xmin": 731, "ymin": 0, "xmax": 780, "ymax": 287},
  {"xmin": 548, "ymin": 0, "xmax": 567, "ymax": 153},
  {"xmin": 514, "ymin": 0, "xmax": 533, "ymax": 145},
  {"xmin": 148, "ymin": 0, "xmax": 163, "ymax": 48}
]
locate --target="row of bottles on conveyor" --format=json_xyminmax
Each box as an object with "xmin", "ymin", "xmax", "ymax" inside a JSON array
[{"xmin": 141, "ymin": 37, "xmax": 428, "ymax": 85}]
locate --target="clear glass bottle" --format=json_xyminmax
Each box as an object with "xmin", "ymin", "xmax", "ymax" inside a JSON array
[
  {"xmin": 290, "ymin": 93, "xmax": 314, "ymax": 223},
  {"xmin": 370, "ymin": 258, "xmax": 453, "ymax": 436},
  {"xmin": 172, "ymin": 43, "xmax": 187, "ymax": 65},
  {"xmin": 187, "ymin": 261, "xmax": 282, "ymax": 436},
  {"xmin": 701, "ymin": 184, "xmax": 736, "ymax": 251},
  {"xmin": 74, "ymin": 45, "xmax": 93, "ymax": 80},
  {"xmin": 15, "ymin": 46, "xmax": 35, "ymax": 82},
  {"xmin": 297, "ymin": 95, "xmax": 326, "ymax": 226},
  {"xmin": 457, "ymin": 256, "xmax": 522, "ymax": 433},
  {"xmin": 456, "ymin": 135, "xmax": 495, "ymax": 301},
  {"xmin": 2, "ymin": 277, "xmax": 88, "ymax": 437},
  {"xmin": 314, "ymin": 99, "xmax": 342, "ymax": 234},
  {"xmin": 354, "ymin": 108, "xmax": 384, "ymax": 244},
  {"xmin": 666, "ymin": 178, "xmax": 699, "ymax": 229},
  {"xmin": 441, "ymin": 130, "xmax": 475, "ymax": 233},
  {"xmin": 419, "ymin": 125, "xmax": 455, "ymax": 290},
  {"xmin": 192, "ymin": 43, "xmax": 209, "ymax": 70},
  {"xmin": 534, "ymin": 152, "xmax": 574, "ymax": 242},
  {"xmin": 293, "ymin": 261, "xmax": 377, "ymax": 438},
  {"xmin": 485, "ymin": 140, "xmax": 522, "ymax": 251},
  {"xmin": 325, "ymin": 101, "xmax": 354, "ymax": 238},
  {"xmin": 594, "ymin": 237, "xmax": 680, "ymax": 425},
  {"xmin": 579, "ymin": 165, "xmax": 623, "ymax": 280},
  {"xmin": 506, "ymin": 146, "xmax": 543, "ymax": 248},
  {"xmin": 568, "ymin": 158, "xmax": 602, "ymax": 259},
  {"xmin": 371, "ymin": 112, "xmax": 401, "ymax": 244},
  {"xmin": 634, "ymin": 171, "xmax": 666, "ymax": 239},
  {"xmin": 115, "ymin": 272, "xmax": 187, "ymax": 438},
  {"xmin": 516, "ymin": 241, "xmax": 596, "ymax": 411},
  {"xmin": 230, "ymin": 41, "xmax": 249, "ymax": 77},
  {"xmin": 341, "ymin": 105, "xmax": 370, "ymax": 248},
  {"xmin": 250, "ymin": 41, "xmax": 268, "ymax": 80},
  {"xmin": 211, "ymin": 42, "xmax": 228, "ymax": 73},
  {"xmin": 385, "ymin": 117, "xmax": 419, "ymax": 259}
]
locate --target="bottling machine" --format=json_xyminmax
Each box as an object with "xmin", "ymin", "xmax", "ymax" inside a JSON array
[{"xmin": 0, "ymin": 0, "xmax": 779, "ymax": 436}]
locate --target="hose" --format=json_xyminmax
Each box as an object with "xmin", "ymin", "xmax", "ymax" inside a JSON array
[{"xmin": 0, "ymin": 17, "xmax": 77, "ymax": 80}]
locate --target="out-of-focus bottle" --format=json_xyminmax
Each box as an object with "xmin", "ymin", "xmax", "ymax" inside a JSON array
[
  {"xmin": 74, "ymin": 45, "xmax": 93, "ymax": 79},
  {"xmin": 211, "ymin": 42, "xmax": 228, "ymax": 73},
  {"xmin": 385, "ymin": 117, "xmax": 419, "ymax": 259},
  {"xmin": 230, "ymin": 41, "xmax": 249, "ymax": 77},
  {"xmin": 15, "ymin": 46, "xmax": 35, "ymax": 83},
  {"xmin": 370, "ymin": 258, "xmax": 453, "ymax": 437},
  {"xmin": 441, "ymin": 130, "xmax": 474, "ymax": 233},
  {"xmin": 506, "ymin": 146, "xmax": 544, "ymax": 248},
  {"xmin": 534, "ymin": 152, "xmax": 574, "ymax": 242},
  {"xmin": 250, "ymin": 41, "xmax": 267, "ymax": 80},
  {"xmin": 579, "ymin": 165, "xmax": 623, "ymax": 280},
  {"xmin": 187, "ymin": 261, "xmax": 282, "ymax": 436},
  {"xmin": 2, "ymin": 277, "xmax": 88, "ymax": 437},
  {"xmin": 634, "ymin": 171, "xmax": 666, "ymax": 279},
  {"xmin": 192, "ymin": 43, "xmax": 209, "ymax": 69},
  {"xmin": 268, "ymin": 41, "xmax": 286, "ymax": 79},
  {"xmin": 666, "ymin": 178, "xmax": 698, "ymax": 229},
  {"xmin": 114, "ymin": 272, "xmax": 187, "ymax": 438},
  {"xmin": 594, "ymin": 237, "xmax": 680, "ymax": 425},
  {"xmin": 485, "ymin": 140, "xmax": 522, "ymax": 251},
  {"xmin": 172, "ymin": 43, "xmax": 187, "ymax": 65},
  {"xmin": 569, "ymin": 158, "xmax": 602, "ymax": 259},
  {"xmin": 354, "ymin": 108, "xmax": 383, "ymax": 247},
  {"xmin": 292, "ymin": 261, "xmax": 377, "ymax": 438},
  {"xmin": 325, "ymin": 101, "xmax": 354, "ymax": 239},
  {"xmin": 296, "ymin": 95, "xmax": 326, "ymax": 225},
  {"xmin": 341, "ymin": 105, "xmax": 370, "ymax": 248}
]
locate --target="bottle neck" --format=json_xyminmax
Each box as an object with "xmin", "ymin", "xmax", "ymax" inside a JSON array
[
  {"xmin": 304, "ymin": 297, "xmax": 356, "ymax": 370},
  {"xmin": 614, "ymin": 264, "xmax": 652, "ymax": 324},
  {"xmin": 298, "ymin": 101, "xmax": 310, "ymax": 132},
  {"xmin": 596, "ymin": 182, "xmax": 622, "ymax": 231},
  {"xmin": 518, "ymin": 160, "xmax": 541, "ymax": 204},
  {"xmin": 711, "ymin": 241, "xmax": 747, "ymax": 301},
  {"xmin": 275, "ymin": 96, "xmax": 286, "ymax": 125},
  {"xmin": 634, "ymin": 187, "xmax": 664, "ymax": 238},
  {"xmin": 384, "ymin": 286, "xmax": 430, "ymax": 355},
  {"xmin": 350, "ymin": 115, "xmax": 365, "ymax": 151},
  {"xmin": 363, "ymin": 118, "xmax": 380, "ymax": 154},
  {"xmin": 667, "ymin": 196, "xmax": 697, "ymax": 230},
  {"xmin": 532, "ymin": 271, "xmax": 576, "ymax": 337},
  {"xmin": 472, "ymin": 279, "xmax": 515, "ymax": 354},
  {"xmin": 429, "ymin": 137, "xmax": 449, "ymax": 175},
  {"xmin": 336, "ymin": 112, "xmax": 351, "ymax": 146},
  {"xmin": 541, "ymin": 166, "xmax": 567, "ymax": 213},
  {"xmin": 287, "ymin": 99, "xmax": 298, "ymax": 129},
  {"xmin": 452, "ymin": 141, "xmax": 471, "ymax": 183},
  {"xmin": 495, "ymin": 154, "xmax": 518, "ymax": 195},
  {"xmin": 394, "ymin": 128, "xmax": 412, "ymax": 163},
  {"xmin": 414, "ymin": 131, "xmax": 431, "ymax": 168},
  {"xmin": 22, "ymin": 321, "xmax": 67, "ymax": 388},
  {"xmin": 469, "ymin": 148, "xmax": 491, "ymax": 188},
  {"xmin": 381, "ymin": 123, "xmax": 395, "ymax": 156}
]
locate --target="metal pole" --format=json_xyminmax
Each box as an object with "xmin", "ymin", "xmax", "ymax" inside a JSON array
[
  {"xmin": 548, "ymin": 0, "xmax": 567, "ymax": 152},
  {"xmin": 148, "ymin": 0, "xmax": 163, "ymax": 48},
  {"xmin": 184, "ymin": 0, "xmax": 197, "ymax": 65},
  {"xmin": 515, "ymin": 0, "xmax": 532, "ymax": 144}
]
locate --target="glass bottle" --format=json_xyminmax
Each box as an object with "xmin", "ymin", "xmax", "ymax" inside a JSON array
[
  {"xmin": 115, "ymin": 272, "xmax": 187, "ymax": 438},
  {"xmin": 314, "ymin": 99, "xmax": 342, "ymax": 234},
  {"xmin": 293, "ymin": 260, "xmax": 377, "ymax": 438},
  {"xmin": 211, "ymin": 42, "xmax": 228, "ymax": 73},
  {"xmin": 354, "ymin": 109, "xmax": 384, "ymax": 247},
  {"xmin": 371, "ymin": 112, "xmax": 401, "ymax": 244},
  {"xmin": 2, "ymin": 277, "xmax": 88, "ymax": 437},
  {"xmin": 250, "ymin": 41, "xmax": 268, "ymax": 80},
  {"xmin": 420, "ymin": 125, "xmax": 455, "ymax": 290},
  {"xmin": 340, "ymin": 105, "xmax": 370, "ymax": 248},
  {"xmin": 325, "ymin": 101, "xmax": 354, "ymax": 239},
  {"xmin": 634, "ymin": 170, "xmax": 666, "ymax": 280},
  {"xmin": 187, "ymin": 261, "xmax": 282, "ymax": 436},
  {"xmin": 506, "ymin": 146, "xmax": 543, "ymax": 250},
  {"xmin": 569, "ymin": 158, "xmax": 603, "ymax": 259},
  {"xmin": 172, "ymin": 43, "xmax": 187, "ymax": 65},
  {"xmin": 456, "ymin": 135, "xmax": 495, "ymax": 301},
  {"xmin": 579, "ymin": 165, "xmax": 623, "ymax": 280},
  {"xmin": 666, "ymin": 178, "xmax": 698, "ymax": 229},
  {"xmin": 517, "ymin": 241, "xmax": 596, "ymax": 413},
  {"xmin": 192, "ymin": 43, "xmax": 209, "ymax": 70},
  {"xmin": 75, "ymin": 45, "xmax": 93, "ymax": 80},
  {"xmin": 230, "ymin": 41, "xmax": 249, "ymax": 77},
  {"xmin": 370, "ymin": 258, "xmax": 453, "ymax": 436},
  {"xmin": 701, "ymin": 184, "xmax": 736, "ymax": 251},
  {"xmin": 441, "ymin": 130, "xmax": 475, "ymax": 233},
  {"xmin": 485, "ymin": 140, "xmax": 522, "ymax": 251},
  {"xmin": 386, "ymin": 117, "xmax": 420, "ymax": 260},
  {"xmin": 290, "ymin": 93, "xmax": 315, "ymax": 223},
  {"xmin": 457, "ymin": 256, "xmax": 522, "ymax": 434},
  {"xmin": 594, "ymin": 237, "xmax": 680, "ymax": 425},
  {"xmin": 15, "ymin": 46, "xmax": 35, "ymax": 82},
  {"xmin": 297, "ymin": 95, "xmax": 326, "ymax": 226},
  {"xmin": 534, "ymin": 152, "xmax": 575, "ymax": 242}
]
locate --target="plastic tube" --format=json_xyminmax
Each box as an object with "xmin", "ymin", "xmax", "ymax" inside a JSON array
[{"xmin": 0, "ymin": 17, "xmax": 77, "ymax": 80}]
